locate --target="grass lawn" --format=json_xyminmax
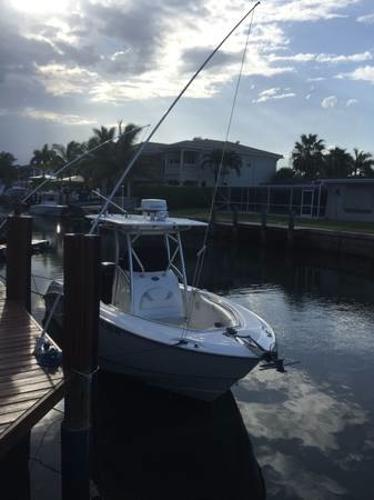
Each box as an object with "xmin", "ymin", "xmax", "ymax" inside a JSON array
[{"xmin": 170, "ymin": 209, "xmax": 374, "ymax": 234}]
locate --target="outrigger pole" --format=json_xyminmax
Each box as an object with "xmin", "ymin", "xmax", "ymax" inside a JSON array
[{"xmin": 89, "ymin": 1, "xmax": 261, "ymax": 234}]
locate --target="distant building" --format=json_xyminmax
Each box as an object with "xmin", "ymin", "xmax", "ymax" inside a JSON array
[
  {"xmin": 323, "ymin": 178, "xmax": 374, "ymax": 222},
  {"xmin": 136, "ymin": 138, "xmax": 283, "ymax": 187},
  {"xmin": 215, "ymin": 177, "xmax": 374, "ymax": 223}
]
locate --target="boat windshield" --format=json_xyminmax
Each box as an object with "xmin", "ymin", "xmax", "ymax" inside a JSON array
[{"xmin": 126, "ymin": 235, "xmax": 169, "ymax": 272}]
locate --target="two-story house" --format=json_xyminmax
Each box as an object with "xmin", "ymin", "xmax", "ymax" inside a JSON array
[{"xmin": 135, "ymin": 138, "xmax": 282, "ymax": 187}]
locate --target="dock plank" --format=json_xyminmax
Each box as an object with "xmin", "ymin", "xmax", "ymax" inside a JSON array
[
  {"xmin": 0, "ymin": 282, "xmax": 64, "ymax": 458},
  {"xmin": 0, "ymin": 399, "xmax": 40, "ymax": 417}
]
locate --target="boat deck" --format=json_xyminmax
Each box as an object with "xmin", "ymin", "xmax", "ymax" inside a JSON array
[{"xmin": 0, "ymin": 282, "xmax": 64, "ymax": 458}]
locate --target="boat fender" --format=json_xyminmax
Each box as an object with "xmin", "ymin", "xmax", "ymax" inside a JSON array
[
  {"xmin": 34, "ymin": 337, "xmax": 62, "ymax": 371},
  {"xmin": 174, "ymin": 338, "xmax": 189, "ymax": 346},
  {"xmin": 225, "ymin": 326, "xmax": 237, "ymax": 336}
]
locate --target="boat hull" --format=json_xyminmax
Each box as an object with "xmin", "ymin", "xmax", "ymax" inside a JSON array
[
  {"xmin": 99, "ymin": 317, "xmax": 259, "ymax": 401},
  {"xmin": 45, "ymin": 297, "xmax": 259, "ymax": 401},
  {"xmin": 29, "ymin": 204, "xmax": 83, "ymax": 217},
  {"xmin": 29, "ymin": 204, "xmax": 67, "ymax": 216}
]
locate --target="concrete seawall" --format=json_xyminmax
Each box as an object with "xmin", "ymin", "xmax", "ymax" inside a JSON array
[{"xmin": 215, "ymin": 221, "xmax": 374, "ymax": 261}]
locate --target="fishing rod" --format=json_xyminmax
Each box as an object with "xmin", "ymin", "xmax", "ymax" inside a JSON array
[
  {"xmin": 0, "ymin": 124, "xmax": 150, "ymax": 234},
  {"xmin": 90, "ymin": 1, "xmax": 261, "ymax": 233}
]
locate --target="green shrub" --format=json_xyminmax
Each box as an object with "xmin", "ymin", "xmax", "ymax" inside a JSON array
[{"xmin": 132, "ymin": 184, "xmax": 213, "ymax": 210}]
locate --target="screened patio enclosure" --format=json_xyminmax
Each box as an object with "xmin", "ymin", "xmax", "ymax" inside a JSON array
[{"xmin": 216, "ymin": 184, "xmax": 327, "ymax": 218}]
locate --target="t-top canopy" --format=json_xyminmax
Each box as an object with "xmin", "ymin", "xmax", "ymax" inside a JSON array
[{"xmin": 86, "ymin": 213, "xmax": 207, "ymax": 233}]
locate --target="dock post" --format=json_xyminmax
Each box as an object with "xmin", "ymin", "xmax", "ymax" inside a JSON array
[
  {"xmin": 6, "ymin": 215, "xmax": 32, "ymax": 312},
  {"xmin": 2, "ymin": 215, "xmax": 32, "ymax": 499},
  {"xmin": 288, "ymin": 211, "xmax": 295, "ymax": 249},
  {"xmin": 260, "ymin": 209, "xmax": 267, "ymax": 245},
  {"xmin": 232, "ymin": 207, "xmax": 238, "ymax": 240},
  {"xmin": 232, "ymin": 206, "xmax": 238, "ymax": 227},
  {"xmin": 61, "ymin": 233, "xmax": 100, "ymax": 500}
]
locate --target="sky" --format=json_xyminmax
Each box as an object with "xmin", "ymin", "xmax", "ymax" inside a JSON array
[{"xmin": 0, "ymin": 0, "xmax": 373, "ymax": 166}]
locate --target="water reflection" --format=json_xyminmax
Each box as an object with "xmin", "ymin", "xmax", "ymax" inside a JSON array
[
  {"xmin": 3, "ymin": 217, "xmax": 374, "ymax": 499},
  {"xmin": 93, "ymin": 372, "xmax": 265, "ymax": 500},
  {"xmin": 234, "ymin": 369, "xmax": 372, "ymax": 499}
]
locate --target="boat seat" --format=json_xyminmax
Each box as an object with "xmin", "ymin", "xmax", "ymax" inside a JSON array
[{"xmin": 131, "ymin": 270, "xmax": 184, "ymax": 320}]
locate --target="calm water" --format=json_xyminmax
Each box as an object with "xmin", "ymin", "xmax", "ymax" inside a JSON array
[{"xmin": 3, "ymin": 217, "xmax": 374, "ymax": 499}]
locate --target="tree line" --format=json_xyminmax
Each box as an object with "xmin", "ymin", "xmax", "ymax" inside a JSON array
[
  {"xmin": 3, "ymin": 129, "xmax": 371, "ymax": 189},
  {"xmin": 0, "ymin": 123, "xmax": 244, "ymax": 190},
  {"xmin": 274, "ymin": 134, "xmax": 374, "ymax": 181},
  {"xmin": 0, "ymin": 121, "xmax": 141, "ymax": 190}
]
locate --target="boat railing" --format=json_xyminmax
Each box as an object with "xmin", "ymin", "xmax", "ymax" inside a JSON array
[{"xmin": 112, "ymin": 265, "xmax": 131, "ymax": 312}]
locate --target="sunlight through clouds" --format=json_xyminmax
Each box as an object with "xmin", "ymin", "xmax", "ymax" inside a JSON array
[{"xmin": 0, "ymin": 0, "xmax": 373, "ymax": 160}]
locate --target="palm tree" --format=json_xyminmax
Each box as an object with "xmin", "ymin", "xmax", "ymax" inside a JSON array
[
  {"xmin": 201, "ymin": 148, "xmax": 242, "ymax": 183},
  {"xmin": 91, "ymin": 125, "xmax": 116, "ymax": 144},
  {"xmin": 272, "ymin": 167, "xmax": 296, "ymax": 182},
  {"xmin": 52, "ymin": 141, "xmax": 86, "ymax": 178},
  {"xmin": 82, "ymin": 125, "xmax": 117, "ymax": 190},
  {"xmin": 114, "ymin": 122, "xmax": 142, "ymax": 194},
  {"xmin": 292, "ymin": 134, "xmax": 325, "ymax": 179},
  {"xmin": 30, "ymin": 144, "xmax": 58, "ymax": 175},
  {"xmin": 351, "ymin": 148, "xmax": 374, "ymax": 177},
  {"xmin": 82, "ymin": 122, "xmax": 140, "ymax": 190},
  {"xmin": 323, "ymin": 147, "xmax": 353, "ymax": 178},
  {"xmin": 0, "ymin": 151, "xmax": 17, "ymax": 185}
]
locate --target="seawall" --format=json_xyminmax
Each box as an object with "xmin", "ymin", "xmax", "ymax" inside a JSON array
[{"xmin": 214, "ymin": 221, "xmax": 374, "ymax": 261}]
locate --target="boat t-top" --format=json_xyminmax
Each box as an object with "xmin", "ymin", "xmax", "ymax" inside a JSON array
[{"xmin": 45, "ymin": 199, "xmax": 278, "ymax": 400}]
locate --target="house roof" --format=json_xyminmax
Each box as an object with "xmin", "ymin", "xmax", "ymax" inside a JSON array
[
  {"xmin": 139, "ymin": 139, "xmax": 283, "ymax": 160},
  {"xmin": 166, "ymin": 139, "xmax": 283, "ymax": 159}
]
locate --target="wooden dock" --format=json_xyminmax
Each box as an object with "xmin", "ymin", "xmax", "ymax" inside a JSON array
[{"xmin": 0, "ymin": 282, "xmax": 64, "ymax": 459}]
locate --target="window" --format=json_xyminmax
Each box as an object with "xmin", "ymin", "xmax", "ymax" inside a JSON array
[{"xmin": 184, "ymin": 151, "xmax": 198, "ymax": 164}]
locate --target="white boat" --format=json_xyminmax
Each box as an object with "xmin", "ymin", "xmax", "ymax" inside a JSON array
[
  {"xmin": 45, "ymin": 199, "xmax": 278, "ymax": 400},
  {"xmin": 29, "ymin": 191, "xmax": 73, "ymax": 217}
]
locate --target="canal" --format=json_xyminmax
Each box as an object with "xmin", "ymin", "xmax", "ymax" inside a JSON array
[{"xmin": 2, "ymin": 216, "xmax": 374, "ymax": 499}]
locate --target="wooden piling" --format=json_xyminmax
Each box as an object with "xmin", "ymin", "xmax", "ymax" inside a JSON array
[
  {"xmin": 2, "ymin": 215, "xmax": 32, "ymax": 499},
  {"xmin": 260, "ymin": 210, "xmax": 267, "ymax": 245},
  {"xmin": 6, "ymin": 215, "xmax": 32, "ymax": 312},
  {"xmin": 232, "ymin": 207, "xmax": 238, "ymax": 240},
  {"xmin": 61, "ymin": 233, "xmax": 100, "ymax": 500},
  {"xmin": 288, "ymin": 211, "xmax": 295, "ymax": 249}
]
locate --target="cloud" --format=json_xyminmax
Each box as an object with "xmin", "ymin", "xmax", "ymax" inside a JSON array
[
  {"xmin": 36, "ymin": 64, "xmax": 99, "ymax": 95},
  {"xmin": 258, "ymin": 0, "xmax": 362, "ymax": 24},
  {"xmin": 253, "ymin": 87, "xmax": 296, "ymax": 103},
  {"xmin": 0, "ymin": 0, "xmax": 369, "ymax": 109},
  {"xmin": 235, "ymin": 366, "xmax": 369, "ymax": 500},
  {"xmin": 337, "ymin": 65, "xmax": 374, "ymax": 84},
  {"xmin": 346, "ymin": 98, "xmax": 358, "ymax": 107},
  {"xmin": 357, "ymin": 13, "xmax": 374, "ymax": 24},
  {"xmin": 270, "ymin": 51, "xmax": 372, "ymax": 64},
  {"xmin": 0, "ymin": 0, "xmax": 363, "ymax": 108},
  {"xmin": 21, "ymin": 107, "xmax": 96, "ymax": 125},
  {"xmin": 181, "ymin": 47, "xmax": 235, "ymax": 73},
  {"xmin": 321, "ymin": 95, "xmax": 338, "ymax": 108},
  {"xmin": 236, "ymin": 369, "xmax": 367, "ymax": 453}
]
